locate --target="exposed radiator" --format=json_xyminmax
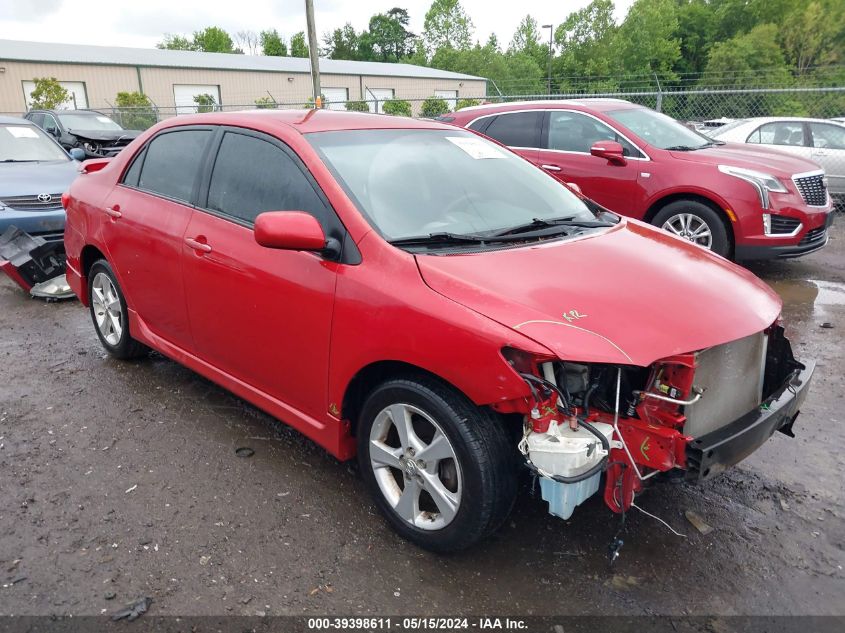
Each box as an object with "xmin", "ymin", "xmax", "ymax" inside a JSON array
[{"xmin": 683, "ymin": 332, "xmax": 767, "ymax": 438}]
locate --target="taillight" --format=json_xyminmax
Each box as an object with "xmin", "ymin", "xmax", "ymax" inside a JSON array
[{"xmin": 61, "ymin": 192, "xmax": 70, "ymax": 209}]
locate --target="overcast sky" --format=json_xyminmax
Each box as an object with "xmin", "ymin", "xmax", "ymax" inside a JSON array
[{"xmin": 0, "ymin": 0, "xmax": 636, "ymax": 52}]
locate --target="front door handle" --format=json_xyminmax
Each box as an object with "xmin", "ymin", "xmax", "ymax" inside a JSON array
[
  {"xmin": 185, "ymin": 237, "xmax": 212, "ymax": 253},
  {"xmin": 104, "ymin": 206, "xmax": 122, "ymax": 218},
  {"xmin": 541, "ymin": 164, "xmax": 562, "ymax": 172}
]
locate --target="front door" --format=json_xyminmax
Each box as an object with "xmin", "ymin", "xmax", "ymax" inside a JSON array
[
  {"xmin": 536, "ymin": 110, "xmax": 644, "ymax": 214},
  {"xmin": 101, "ymin": 127, "xmax": 214, "ymax": 350},
  {"xmin": 181, "ymin": 128, "xmax": 341, "ymax": 418}
]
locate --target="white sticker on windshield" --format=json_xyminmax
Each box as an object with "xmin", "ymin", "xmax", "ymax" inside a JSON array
[
  {"xmin": 96, "ymin": 116, "xmax": 113, "ymax": 123},
  {"xmin": 446, "ymin": 136, "xmax": 506, "ymax": 159},
  {"xmin": 7, "ymin": 126, "xmax": 39, "ymax": 138}
]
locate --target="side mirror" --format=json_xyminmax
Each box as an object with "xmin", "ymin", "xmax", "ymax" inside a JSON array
[
  {"xmin": 254, "ymin": 211, "xmax": 328, "ymax": 252},
  {"xmin": 590, "ymin": 141, "xmax": 627, "ymax": 165},
  {"xmin": 47, "ymin": 127, "xmax": 59, "ymax": 137},
  {"xmin": 69, "ymin": 147, "xmax": 85, "ymax": 161},
  {"xmin": 565, "ymin": 182, "xmax": 583, "ymax": 195}
]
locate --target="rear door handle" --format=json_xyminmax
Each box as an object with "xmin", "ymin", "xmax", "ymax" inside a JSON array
[
  {"xmin": 185, "ymin": 237, "xmax": 212, "ymax": 253},
  {"xmin": 541, "ymin": 164, "xmax": 562, "ymax": 172},
  {"xmin": 104, "ymin": 206, "xmax": 122, "ymax": 218}
]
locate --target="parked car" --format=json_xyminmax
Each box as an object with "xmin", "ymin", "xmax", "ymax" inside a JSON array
[
  {"xmin": 444, "ymin": 100, "xmax": 833, "ymax": 260},
  {"xmin": 0, "ymin": 115, "xmax": 83, "ymax": 242},
  {"xmin": 64, "ymin": 110, "xmax": 812, "ymax": 552},
  {"xmin": 709, "ymin": 117, "xmax": 845, "ymax": 208},
  {"xmin": 25, "ymin": 109, "xmax": 141, "ymax": 159}
]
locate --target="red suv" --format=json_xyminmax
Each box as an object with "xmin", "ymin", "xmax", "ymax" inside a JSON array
[
  {"xmin": 446, "ymin": 100, "xmax": 834, "ymax": 260},
  {"xmin": 64, "ymin": 111, "xmax": 812, "ymax": 552}
]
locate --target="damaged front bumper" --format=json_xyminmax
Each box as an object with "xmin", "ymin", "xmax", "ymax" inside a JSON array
[
  {"xmin": 686, "ymin": 360, "xmax": 814, "ymax": 480},
  {"xmin": 0, "ymin": 226, "xmax": 74, "ymax": 300}
]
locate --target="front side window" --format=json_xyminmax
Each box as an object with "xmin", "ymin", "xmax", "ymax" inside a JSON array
[
  {"xmin": 607, "ymin": 107, "xmax": 714, "ymax": 150},
  {"xmin": 137, "ymin": 129, "xmax": 211, "ymax": 203},
  {"xmin": 308, "ymin": 128, "xmax": 597, "ymax": 242},
  {"xmin": 0, "ymin": 124, "xmax": 69, "ymax": 162},
  {"xmin": 42, "ymin": 114, "xmax": 59, "ymax": 133},
  {"xmin": 481, "ymin": 112, "xmax": 541, "ymax": 147},
  {"xmin": 548, "ymin": 111, "xmax": 641, "ymax": 156},
  {"xmin": 810, "ymin": 122, "xmax": 845, "ymax": 149},
  {"xmin": 751, "ymin": 121, "xmax": 805, "ymax": 147},
  {"xmin": 207, "ymin": 131, "xmax": 325, "ymax": 224}
]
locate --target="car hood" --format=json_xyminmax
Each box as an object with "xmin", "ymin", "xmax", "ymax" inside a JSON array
[
  {"xmin": 416, "ymin": 221, "xmax": 781, "ymax": 367},
  {"xmin": 67, "ymin": 129, "xmax": 141, "ymax": 142},
  {"xmin": 0, "ymin": 160, "xmax": 79, "ymax": 198},
  {"xmin": 669, "ymin": 142, "xmax": 820, "ymax": 176}
]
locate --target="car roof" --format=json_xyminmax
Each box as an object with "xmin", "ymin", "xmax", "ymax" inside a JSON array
[
  {"xmin": 155, "ymin": 109, "xmax": 455, "ymax": 134},
  {"xmin": 450, "ymin": 98, "xmax": 640, "ymax": 119},
  {"xmin": 728, "ymin": 116, "xmax": 834, "ymax": 125},
  {"xmin": 28, "ymin": 109, "xmax": 104, "ymax": 115},
  {"xmin": 0, "ymin": 115, "xmax": 35, "ymax": 125}
]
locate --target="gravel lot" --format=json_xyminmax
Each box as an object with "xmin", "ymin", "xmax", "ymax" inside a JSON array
[{"xmin": 1, "ymin": 226, "xmax": 843, "ymax": 618}]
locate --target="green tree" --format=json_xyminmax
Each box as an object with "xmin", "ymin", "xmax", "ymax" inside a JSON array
[
  {"xmin": 780, "ymin": 0, "xmax": 845, "ymax": 75},
  {"xmin": 345, "ymin": 100, "xmax": 370, "ymax": 112},
  {"xmin": 368, "ymin": 8, "xmax": 415, "ymax": 62},
  {"xmin": 323, "ymin": 23, "xmax": 364, "ymax": 60},
  {"xmin": 673, "ymin": 0, "xmax": 718, "ymax": 76},
  {"xmin": 456, "ymin": 98, "xmax": 481, "ymax": 109},
  {"xmin": 27, "ymin": 77, "xmax": 70, "ymax": 110},
  {"xmin": 193, "ymin": 93, "xmax": 217, "ymax": 113},
  {"xmin": 192, "ymin": 26, "xmax": 236, "ymax": 53},
  {"xmin": 382, "ymin": 99, "xmax": 412, "ymax": 116},
  {"xmin": 157, "ymin": 34, "xmax": 196, "ymax": 50},
  {"xmin": 423, "ymin": 0, "xmax": 474, "ymax": 54},
  {"xmin": 114, "ymin": 91, "xmax": 157, "ymax": 129},
  {"xmin": 553, "ymin": 0, "xmax": 618, "ymax": 86},
  {"xmin": 290, "ymin": 31, "xmax": 309, "ymax": 58},
  {"xmin": 614, "ymin": 0, "xmax": 681, "ymax": 79},
  {"xmin": 509, "ymin": 15, "xmax": 547, "ymax": 71},
  {"xmin": 421, "ymin": 96, "xmax": 450, "ymax": 117},
  {"xmin": 260, "ymin": 29, "xmax": 287, "ymax": 56}
]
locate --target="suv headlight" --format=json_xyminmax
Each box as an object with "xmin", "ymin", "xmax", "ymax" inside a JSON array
[{"xmin": 718, "ymin": 165, "xmax": 788, "ymax": 209}]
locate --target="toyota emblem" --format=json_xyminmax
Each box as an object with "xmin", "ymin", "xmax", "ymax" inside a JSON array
[{"xmin": 37, "ymin": 193, "xmax": 52, "ymax": 203}]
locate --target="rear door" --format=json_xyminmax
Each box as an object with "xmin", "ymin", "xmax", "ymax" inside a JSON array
[
  {"xmin": 469, "ymin": 110, "xmax": 541, "ymax": 164},
  {"xmin": 536, "ymin": 109, "xmax": 644, "ymax": 213},
  {"xmin": 181, "ymin": 127, "xmax": 342, "ymax": 418},
  {"xmin": 808, "ymin": 122, "xmax": 845, "ymax": 196},
  {"xmin": 101, "ymin": 127, "xmax": 213, "ymax": 350}
]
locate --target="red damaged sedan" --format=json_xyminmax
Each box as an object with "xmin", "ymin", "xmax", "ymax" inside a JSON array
[{"xmin": 64, "ymin": 110, "xmax": 813, "ymax": 552}]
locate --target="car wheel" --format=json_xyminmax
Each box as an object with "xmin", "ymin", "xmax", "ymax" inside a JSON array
[
  {"xmin": 652, "ymin": 200, "xmax": 730, "ymax": 258},
  {"xmin": 357, "ymin": 376, "xmax": 518, "ymax": 552},
  {"xmin": 88, "ymin": 260, "xmax": 148, "ymax": 360}
]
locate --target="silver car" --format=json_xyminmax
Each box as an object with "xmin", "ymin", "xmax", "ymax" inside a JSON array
[{"xmin": 710, "ymin": 117, "xmax": 845, "ymax": 206}]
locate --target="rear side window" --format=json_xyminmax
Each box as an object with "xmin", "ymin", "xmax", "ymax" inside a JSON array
[
  {"xmin": 137, "ymin": 129, "xmax": 211, "ymax": 203},
  {"xmin": 482, "ymin": 112, "xmax": 541, "ymax": 147},
  {"xmin": 206, "ymin": 131, "xmax": 326, "ymax": 225},
  {"xmin": 750, "ymin": 121, "xmax": 805, "ymax": 147},
  {"xmin": 28, "ymin": 113, "xmax": 44, "ymax": 128}
]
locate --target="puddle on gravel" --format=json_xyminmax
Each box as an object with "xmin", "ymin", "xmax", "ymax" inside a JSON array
[{"xmin": 768, "ymin": 279, "xmax": 845, "ymax": 315}]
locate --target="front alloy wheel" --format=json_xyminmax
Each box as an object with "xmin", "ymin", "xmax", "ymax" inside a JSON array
[
  {"xmin": 358, "ymin": 376, "xmax": 518, "ymax": 552},
  {"xmin": 661, "ymin": 213, "xmax": 713, "ymax": 249},
  {"xmin": 652, "ymin": 199, "xmax": 730, "ymax": 258}
]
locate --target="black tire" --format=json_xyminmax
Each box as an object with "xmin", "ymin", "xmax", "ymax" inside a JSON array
[
  {"xmin": 87, "ymin": 260, "xmax": 148, "ymax": 360},
  {"xmin": 652, "ymin": 199, "xmax": 731, "ymax": 258},
  {"xmin": 357, "ymin": 375, "xmax": 518, "ymax": 552}
]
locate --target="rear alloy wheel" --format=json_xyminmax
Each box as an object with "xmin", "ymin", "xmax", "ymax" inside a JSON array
[
  {"xmin": 652, "ymin": 200, "xmax": 730, "ymax": 258},
  {"xmin": 88, "ymin": 260, "xmax": 148, "ymax": 360},
  {"xmin": 358, "ymin": 377, "xmax": 518, "ymax": 552}
]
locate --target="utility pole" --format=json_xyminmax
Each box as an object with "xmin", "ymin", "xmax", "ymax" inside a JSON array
[
  {"xmin": 305, "ymin": 0, "xmax": 321, "ymax": 106},
  {"xmin": 542, "ymin": 24, "xmax": 553, "ymax": 96}
]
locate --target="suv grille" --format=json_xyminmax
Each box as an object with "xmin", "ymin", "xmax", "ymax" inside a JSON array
[
  {"xmin": 770, "ymin": 215, "xmax": 801, "ymax": 234},
  {"xmin": 793, "ymin": 173, "xmax": 827, "ymax": 206},
  {"xmin": 1, "ymin": 194, "xmax": 63, "ymax": 211}
]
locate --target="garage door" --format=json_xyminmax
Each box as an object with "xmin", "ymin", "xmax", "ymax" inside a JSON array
[
  {"xmin": 22, "ymin": 80, "xmax": 87, "ymax": 109},
  {"xmin": 365, "ymin": 88, "xmax": 394, "ymax": 114},
  {"xmin": 322, "ymin": 87, "xmax": 348, "ymax": 111},
  {"xmin": 435, "ymin": 90, "xmax": 458, "ymax": 111},
  {"xmin": 173, "ymin": 84, "xmax": 221, "ymax": 115}
]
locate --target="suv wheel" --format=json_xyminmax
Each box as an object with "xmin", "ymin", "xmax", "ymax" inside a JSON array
[
  {"xmin": 357, "ymin": 376, "xmax": 518, "ymax": 552},
  {"xmin": 88, "ymin": 260, "xmax": 148, "ymax": 359},
  {"xmin": 652, "ymin": 200, "xmax": 730, "ymax": 258}
]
